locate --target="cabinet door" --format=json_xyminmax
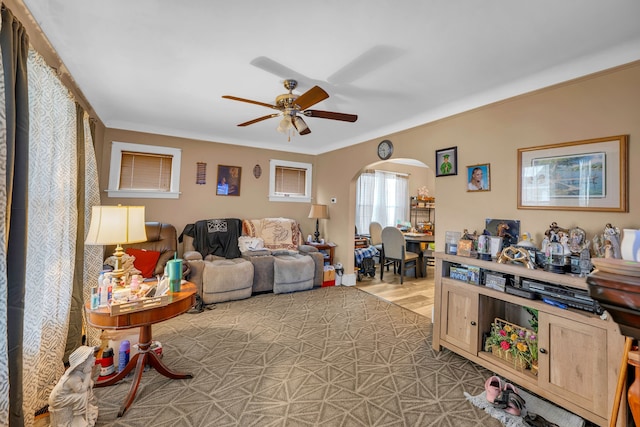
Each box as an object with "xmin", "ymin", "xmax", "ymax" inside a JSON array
[
  {"xmin": 537, "ymin": 312, "xmax": 608, "ymax": 417},
  {"xmin": 440, "ymin": 281, "xmax": 479, "ymax": 354}
]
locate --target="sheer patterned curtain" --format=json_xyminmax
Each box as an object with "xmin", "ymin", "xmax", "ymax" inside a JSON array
[
  {"xmin": 22, "ymin": 48, "xmax": 78, "ymax": 424},
  {"xmin": 355, "ymin": 170, "xmax": 408, "ymax": 235},
  {"xmin": 82, "ymin": 112, "xmax": 102, "ymax": 349}
]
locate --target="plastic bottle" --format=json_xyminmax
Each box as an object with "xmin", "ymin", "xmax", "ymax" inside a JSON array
[
  {"xmin": 98, "ymin": 347, "xmax": 115, "ymax": 379},
  {"xmin": 99, "ymin": 272, "xmax": 108, "ymax": 307},
  {"xmin": 118, "ymin": 340, "xmax": 130, "ymax": 372},
  {"xmin": 90, "ymin": 287, "xmax": 99, "ymax": 310},
  {"xmin": 130, "ymin": 275, "xmax": 140, "ymax": 292},
  {"xmin": 104, "ymin": 276, "xmax": 113, "ymax": 304}
]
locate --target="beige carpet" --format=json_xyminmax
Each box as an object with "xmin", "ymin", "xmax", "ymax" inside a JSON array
[{"xmin": 92, "ymin": 286, "xmax": 501, "ymax": 426}]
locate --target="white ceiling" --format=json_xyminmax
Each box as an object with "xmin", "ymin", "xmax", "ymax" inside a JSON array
[{"xmin": 22, "ymin": 0, "xmax": 640, "ymax": 155}]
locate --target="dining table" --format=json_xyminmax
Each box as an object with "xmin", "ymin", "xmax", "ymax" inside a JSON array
[{"xmin": 403, "ymin": 232, "xmax": 435, "ymax": 278}]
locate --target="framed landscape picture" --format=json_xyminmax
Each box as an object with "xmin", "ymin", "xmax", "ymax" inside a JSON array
[
  {"xmin": 435, "ymin": 146, "xmax": 457, "ymax": 177},
  {"xmin": 216, "ymin": 165, "xmax": 241, "ymax": 196},
  {"xmin": 518, "ymin": 135, "xmax": 627, "ymax": 211}
]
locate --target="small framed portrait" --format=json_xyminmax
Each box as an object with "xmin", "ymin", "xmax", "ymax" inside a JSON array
[
  {"xmin": 216, "ymin": 165, "xmax": 241, "ymax": 196},
  {"xmin": 435, "ymin": 147, "xmax": 457, "ymax": 177},
  {"xmin": 466, "ymin": 163, "xmax": 491, "ymax": 192}
]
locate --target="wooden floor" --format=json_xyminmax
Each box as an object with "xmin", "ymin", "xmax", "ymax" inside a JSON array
[{"xmin": 355, "ymin": 264, "xmax": 435, "ymax": 320}]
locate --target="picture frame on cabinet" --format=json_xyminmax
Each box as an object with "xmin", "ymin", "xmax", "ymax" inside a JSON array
[
  {"xmin": 517, "ymin": 135, "xmax": 628, "ymax": 211},
  {"xmin": 435, "ymin": 147, "xmax": 457, "ymax": 177}
]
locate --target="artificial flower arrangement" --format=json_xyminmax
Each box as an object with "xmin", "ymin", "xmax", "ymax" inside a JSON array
[
  {"xmin": 485, "ymin": 313, "xmax": 538, "ymax": 374},
  {"xmin": 417, "ymin": 186, "xmax": 430, "ymax": 199}
]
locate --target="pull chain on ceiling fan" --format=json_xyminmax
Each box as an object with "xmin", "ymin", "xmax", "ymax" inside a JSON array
[{"xmin": 222, "ymin": 79, "xmax": 357, "ymax": 140}]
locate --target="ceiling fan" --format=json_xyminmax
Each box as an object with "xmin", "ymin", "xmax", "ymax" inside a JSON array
[{"xmin": 222, "ymin": 79, "xmax": 358, "ymax": 137}]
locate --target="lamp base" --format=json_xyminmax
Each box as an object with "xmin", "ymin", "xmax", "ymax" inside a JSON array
[{"xmin": 313, "ymin": 219, "xmax": 320, "ymax": 243}]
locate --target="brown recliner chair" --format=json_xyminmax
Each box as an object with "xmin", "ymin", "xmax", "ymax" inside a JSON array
[{"xmin": 105, "ymin": 222, "xmax": 178, "ymax": 277}]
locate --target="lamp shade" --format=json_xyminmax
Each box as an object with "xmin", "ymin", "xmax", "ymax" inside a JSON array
[
  {"xmin": 85, "ymin": 205, "xmax": 147, "ymax": 245},
  {"xmin": 308, "ymin": 204, "xmax": 329, "ymax": 220}
]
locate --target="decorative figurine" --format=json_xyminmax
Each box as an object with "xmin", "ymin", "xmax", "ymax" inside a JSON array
[
  {"xmin": 516, "ymin": 232, "xmax": 536, "ymax": 248},
  {"xmin": 592, "ymin": 233, "xmax": 605, "ymax": 258},
  {"xmin": 545, "ymin": 222, "xmax": 568, "ymax": 240},
  {"xmin": 477, "ymin": 229, "xmax": 492, "ymax": 261},
  {"xmin": 603, "ymin": 223, "xmax": 622, "ymax": 259},
  {"xmin": 48, "ymin": 346, "xmax": 99, "ymax": 427},
  {"xmin": 497, "ymin": 222, "xmax": 514, "ymax": 250},
  {"xmin": 497, "ymin": 246, "xmax": 536, "ymax": 269},
  {"xmin": 579, "ymin": 247, "xmax": 592, "ymax": 277},
  {"xmin": 568, "ymin": 227, "xmax": 587, "ymax": 254}
]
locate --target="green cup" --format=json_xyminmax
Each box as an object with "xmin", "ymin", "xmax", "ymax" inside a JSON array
[{"xmin": 166, "ymin": 259, "xmax": 182, "ymax": 292}]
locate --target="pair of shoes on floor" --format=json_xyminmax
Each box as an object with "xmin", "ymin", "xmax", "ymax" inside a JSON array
[
  {"xmin": 484, "ymin": 375, "xmax": 526, "ymax": 416},
  {"xmin": 523, "ymin": 413, "xmax": 559, "ymax": 427}
]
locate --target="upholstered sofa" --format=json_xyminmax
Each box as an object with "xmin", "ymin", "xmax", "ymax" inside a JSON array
[{"xmin": 180, "ymin": 218, "xmax": 324, "ymax": 300}]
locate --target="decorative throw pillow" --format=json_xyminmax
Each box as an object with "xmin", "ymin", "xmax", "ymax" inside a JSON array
[{"xmin": 125, "ymin": 248, "xmax": 161, "ymax": 278}]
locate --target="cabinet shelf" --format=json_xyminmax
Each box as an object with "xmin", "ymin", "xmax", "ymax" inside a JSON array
[{"xmin": 433, "ymin": 252, "xmax": 625, "ymax": 427}]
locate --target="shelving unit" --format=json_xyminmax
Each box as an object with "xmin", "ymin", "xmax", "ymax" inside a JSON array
[
  {"xmin": 433, "ymin": 252, "xmax": 626, "ymax": 427},
  {"xmin": 409, "ymin": 197, "xmax": 434, "ymax": 233}
]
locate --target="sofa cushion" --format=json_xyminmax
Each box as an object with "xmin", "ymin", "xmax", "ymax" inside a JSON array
[
  {"xmin": 125, "ymin": 248, "xmax": 161, "ymax": 278},
  {"xmin": 242, "ymin": 218, "xmax": 302, "ymax": 251},
  {"xmin": 273, "ymin": 254, "xmax": 314, "ymax": 294}
]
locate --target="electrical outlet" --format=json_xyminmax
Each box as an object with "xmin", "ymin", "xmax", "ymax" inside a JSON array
[{"xmin": 330, "ymin": 197, "xmax": 337, "ymax": 204}]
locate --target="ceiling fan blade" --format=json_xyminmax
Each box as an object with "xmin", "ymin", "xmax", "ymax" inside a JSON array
[
  {"xmin": 292, "ymin": 116, "xmax": 311, "ymax": 135},
  {"xmin": 294, "ymin": 86, "xmax": 329, "ymax": 110},
  {"xmin": 250, "ymin": 56, "xmax": 309, "ymax": 83},
  {"xmin": 238, "ymin": 113, "xmax": 280, "ymax": 127},
  {"xmin": 222, "ymin": 95, "xmax": 279, "ymax": 111},
  {"xmin": 305, "ymin": 109, "xmax": 358, "ymax": 122},
  {"xmin": 327, "ymin": 45, "xmax": 404, "ymax": 84}
]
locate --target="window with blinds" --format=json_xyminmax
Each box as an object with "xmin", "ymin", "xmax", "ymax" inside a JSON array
[
  {"xmin": 274, "ymin": 165, "xmax": 306, "ymax": 196},
  {"xmin": 119, "ymin": 151, "xmax": 172, "ymax": 191},
  {"xmin": 107, "ymin": 141, "xmax": 182, "ymax": 199},
  {"xmin": 269, "ymin": 159, "xmax": 312, "ymax": 203}
]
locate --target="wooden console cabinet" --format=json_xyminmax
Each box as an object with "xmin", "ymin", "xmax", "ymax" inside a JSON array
[{"xmin": 433, "ymin": 253, "xmax": 625, "ymax": 426}]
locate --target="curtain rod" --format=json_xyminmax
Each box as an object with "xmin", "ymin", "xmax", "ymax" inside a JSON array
[{"xmin": 363, "ymin": 169, "xmax": 410, "ymax": 177}]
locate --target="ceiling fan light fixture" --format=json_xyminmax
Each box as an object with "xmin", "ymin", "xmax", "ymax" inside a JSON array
[
  {"xmin": 293, "ymin": 116, "xmax": 308, "ymax": 133},
  {"xmin": 277, "ymin": 115, "xmax": 292, "ymax": 133}
]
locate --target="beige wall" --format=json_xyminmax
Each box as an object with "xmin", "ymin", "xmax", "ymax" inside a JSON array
[
  {"xmin": 99, "ymin": 62, "xmax": 639, "ymax": 271},
  {"xmin": 318, "ymin": 62, "xmax": 640, "ymax": 269},
  {"xmin": 99, "ymin": 129, "xmax": 319, "ymax": 250}
]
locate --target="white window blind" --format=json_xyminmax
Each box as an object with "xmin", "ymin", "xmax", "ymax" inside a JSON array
[
  {"xmin": 269, "ymin": 159, "xmax": 312, "ymax": 203},
  {"xmin": 107, "ymin": 141, "xmax": 182, "ymax": 199},
  {"xmin": 119, "ymin": 151, "xmax": 172, "ymax": 191},
  {"xmin": 274, "ymin": 165, "xmax": 306, "ymax": 195}
]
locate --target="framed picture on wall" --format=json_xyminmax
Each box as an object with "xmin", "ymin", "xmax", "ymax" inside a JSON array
[
  {"xmin": 435, "ymin": 147, "xmax": 457, "ymax": 177},
  {"xmin": 216, "ymin": 165, "xmax": 241, "ymax": 196},
  {"xmin": 466, "ymin": 163, "xmax": 491, "ymax": 191},
  {"xmin": 517, "ymin": 135, "xmax": 628, "ymax": 211}
]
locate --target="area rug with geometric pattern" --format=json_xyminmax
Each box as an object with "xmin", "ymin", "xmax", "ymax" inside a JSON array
[{"xmin": 92, "ymin": 286, "xmax": 505, "ymax": 426}]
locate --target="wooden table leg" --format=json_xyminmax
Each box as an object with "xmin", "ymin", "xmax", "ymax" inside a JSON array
[
  {"xmin": 627, "ymin": 352, "xmax": 640, "ymax": 426},
  {"xmin": 97, "ymin": 324, "xmax": 193, "ymax": 417},
  {"xmin": 610, "ymin": 337, "xmax": 633, "ymax": 427}
]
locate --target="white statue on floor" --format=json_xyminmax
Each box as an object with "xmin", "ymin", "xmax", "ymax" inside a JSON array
[{"xmin": 48, "ymin": 346, "xmax": 99, "ymax": 427}]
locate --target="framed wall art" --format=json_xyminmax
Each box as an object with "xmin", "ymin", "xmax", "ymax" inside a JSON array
[
  {"xmin": 435, "ymin": 146, "xmax": 457, "ymax": 177},
  {"xmin": 216, "ymin": 165, "xmax": 242, "ymax": 196},
  {"xmin": 517, "ymin": 135, "xmax": 628, "ymax": 211},
  {"xmin": 466, "ymin": 163, "xmax": 490, "ymax": 191}
]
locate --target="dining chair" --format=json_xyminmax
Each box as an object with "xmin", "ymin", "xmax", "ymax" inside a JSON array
[
  {"xmin": 380, "ymin": 226, "xmax": 420, "ymax": 284},
  {"xmin": 370, "ymin": 222, "xmax": 393, "ymax": 271}
]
